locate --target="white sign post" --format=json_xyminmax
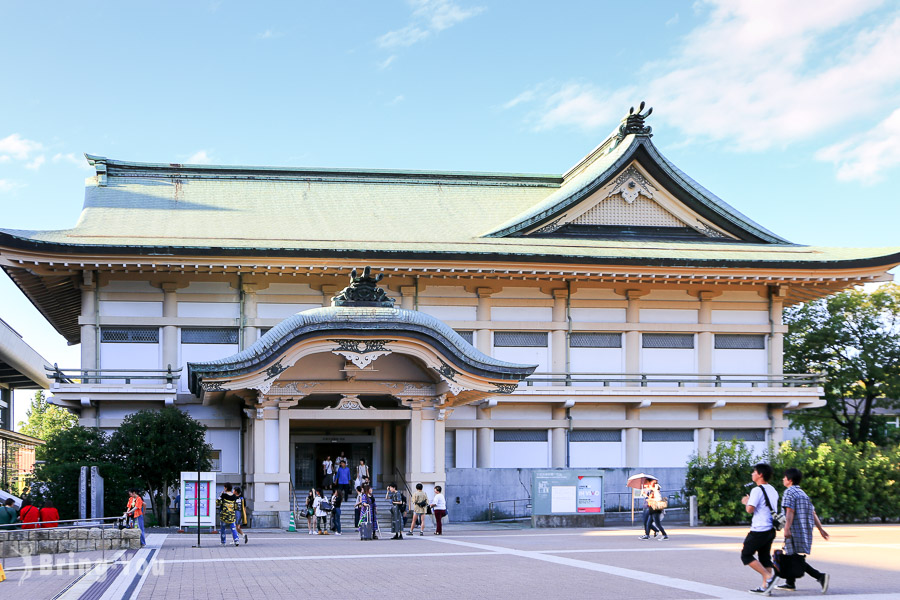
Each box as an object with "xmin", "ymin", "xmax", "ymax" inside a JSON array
[{"xmin": 180, "ymin": 471, "xmax": 216, "ymax": 529}]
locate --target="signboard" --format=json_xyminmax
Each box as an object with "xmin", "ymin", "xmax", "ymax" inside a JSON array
[
  {"xmin": 179, "ymin": 471, "xmax": 216, "ymax": 528},
  {"xmin": 532, "ymin": 470, "xmax": 604, "ymax": 515}
]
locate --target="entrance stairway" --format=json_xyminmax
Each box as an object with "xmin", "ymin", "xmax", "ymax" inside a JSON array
[{"xmin": 290, "ymin": 488, "xmax": 405, "ymax": 533}]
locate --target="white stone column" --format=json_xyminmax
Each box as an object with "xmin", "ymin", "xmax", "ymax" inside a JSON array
[
  {"xmin": 381, "ymin": 423, "xmax": 393, "ymax": 487},
  {"xmin": 79, "ymin": 272, "xmax": 98, "ymax": 373},
  {"xmin": 161, "ymin": 282, "xmax": 178, "ymax": 374},
  {"xmin": 698, "ymin": 292, "xmax": 713, "ymax": 379},
  {"xmin": 770, "ymin": 407, "xmax": 785, "ymax": 448},
  {"xmin": 625, "ymin": 405, "xmax": 641, "ymax": 468},
  {"xmin": 550, "ymin": 406, "xmax": 567, "ymax": 467},
  {"xmin": 476, "ymin": 405, "xmax": 492, "ymax": 468},
  {"xmin": 551, "ymin": 288, "xmax": 568, "ymax": 374},
  {"xmin": 409, "ymin": 407, "xmax": 423, "ymax": 476},
  {"xmin": 400, "ymin": 286, "xmax": 416, "ymax": 311},
  {"xmin": 697, "ymin": 406, "xmax": 713, "ymax": 457},
  {"xmin": 625, "ymin": 290, "xmax": 643, "ymax": 373},
  {"xmin": 476, "ymin": 288, "xmax": 493, "ymax": 355},
  {"xmin": 433, "ymin": 413, "xmax": 446, "ymax": 478},
  {"xmin": 242, "ymin": 283, "xmax": 259, "ymax": 349},
  {"xmin": 321, "ymin": 285, "xmax": 338, "ymax": 308},
  {"xmin": 769, "ymin": 296, "xmax": 784, "ymax": 378}
]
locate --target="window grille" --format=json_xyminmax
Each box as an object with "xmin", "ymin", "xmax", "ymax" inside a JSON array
[
  {"xmin": 570, "ymin": 332, "xmax": 622, "ymax": 348},
  {"xmin": 642, "ymin": 333, "xmax": 694, "ymax": 349},
  {"xmin": 455, "ymin": 330, "xmax": 474, "ymax": 344},
  {"xmin": 259, "ymin": 328, "xmax": 272, "ymax": 336},
  {"xmin": 493, "ymin": 332, "xmax": 548, "ymax": 347},
  {"xmin": 642, "ymin": 429, "xmax": 694, "ymax": 442},
  {"xmin": 714, "ymin": 429, "xmax": 766, "ymax": 442},
  {"xmin": 181, "ymin": 328, "xmax": 239, "ymax": 344},
  {"xmin": 570, "ymin": 430, "xmax": 621, "ymax": 442},
  {"xmin": 494, "ymin": 429, "xmax": 548, "ymax": 442},
  {"xmin": 714, "ymin": 334, "xmax": 766, "ymax": 350},
  {"xmin": 100, "ymin": 327, "xmax": 159, "ymax": 343}
]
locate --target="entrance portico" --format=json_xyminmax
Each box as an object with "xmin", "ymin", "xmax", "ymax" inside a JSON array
[{"xmin": 188, "ymin": 268, "xmax": 535, "ymax": 527}]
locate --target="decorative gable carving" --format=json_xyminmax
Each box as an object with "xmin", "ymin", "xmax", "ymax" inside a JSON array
[{"xmin": 572, "ymin": 195, "xmax": 688, "ymax": 228}]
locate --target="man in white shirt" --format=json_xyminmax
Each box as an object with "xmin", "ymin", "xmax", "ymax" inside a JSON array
[{"xmin": 740, "ymin": 462, "xmax": 779, "ymax": 595}]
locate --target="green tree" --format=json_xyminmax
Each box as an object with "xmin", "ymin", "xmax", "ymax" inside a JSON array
[
  {"xmin": 685, "ymin": 439, "xmax": 756, "ymax": 525},
  {"xmin": 107, "ymin": 407, "xmax": 212, "ymax": 527},
  {"xmin": 17, "ymin": 390, "xmax": 77, "ymax": 448},
  {"xmin": 783, "ymin": 283, "xmax": 900, "ymax": 444}
]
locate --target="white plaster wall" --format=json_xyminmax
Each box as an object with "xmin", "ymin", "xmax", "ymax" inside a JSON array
[
  {"xmin": 257, "ymin": 303, "xmax": 320, "ymax": 319},
  {"xmin": 569, "ymin": 348, "xmax": 624, "ymax": 379},
  {"xmin": 417, "ymin": 286, "xmax": 475, "ymax": 298},
  {"xmin": 97, "ymin": 402, "xmax": 163, "ymax": 419},
  {"xmin": 491, "ymin": 307, "xmax": 553, "ymax": 321},
  {"xmin": 179, "ymin": 342, "xmax": 240, "ymax": 392},
  {"xmin": 177, "ymin": 302, "xmax": 240, "ymax": 318},
  {"xmin": 100, "ymin": 341, "xmax": 161, "ymax": 371},
  {"xmin": 490, "ymin": 405, "xmax": 553, "ymax": 420},
  {"xmin": 640, "ymin": 309, "xmax": 698, "ymax": 323},
  {"xmin": 265, "ymin": 419, "xmax": 279, "ymax": 474},
  {"xmin": 570, "ymin": 405, "xmax": 627, "ymax": 420},
  {"xmin": 569, "ymin": 441, "xmax": 624, "ymax": 467},
  {"xmin": 421, "ymin": 418, "xmax": 436, "ymax": 473},
  {"xmin": 448, "ymin": 405, "xmax": 476, "ymax": 419},
  {"xmin": 264, "ymin": 483, "xmax": 279, "ymax": 501},
  {"xmin": 102, "ymin": 280, "xmax": 158, "ymax": 293},
  {"xmin": 569, "ymin": 308, "xmax": 627, "ymax": 322},
  {"xmin": 493, "ymin": 441, "xmax": 550, "ymax": 468},
  {"xmin": 257, "ymin": 283, "xmax": 315, "ymax": 295},
  {"xmin": 711, "ymin": 310, "xmax": 769, "ymax": 324},
  {"xmin": 99, "ymin": 301, "xmax": 163, "ymax": 317},
  {"xmin": 206, "ymin": 429, "xmax": 241, "ymax": 473},
  {"xmin": 455, "ymin": 430, "xmax": 475, "ymax": 468},
  {"xmin": 713, "ymin": 348, "xmax": 768, "ymax": 379},
  {"xmin": 491, "ymin": 288, "xmax": 550, "ymax": 299},
  {"xmin": 182, "ymin": 282, "xmax": 236, "ymax": 294},
  {"xmin": 711, "ymin": 405, "xmax": 767, "ymax": 420},
  {"xmin": 492, "ymin": 344, "xmax": 550, "ymax": 374},
  {"xmin": 641, "ymin": 347, "xmax": 697, "ymax": 374},
  {"xmin": 418, "ymin": 305, "xmax": 477, "ymax": 321},
  {"xmin": 641, "ymin": 440, "xmax": 696, "ymax": 467}
]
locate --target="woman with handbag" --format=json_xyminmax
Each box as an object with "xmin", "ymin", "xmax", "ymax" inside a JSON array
[
  {"xmin": 409, "ymin": 483, "xmax": 429, "ymax": 536},
  {"xmin": 305, "ymin": 489, "xmax": 316, "ymax": 535},
  {"xmin": 641, "ymin": 479, "xmax": 668, "ymax": 540},
  {"xmin": 313, "ymin": 489, "xmax": 329, "ymax": 534}
]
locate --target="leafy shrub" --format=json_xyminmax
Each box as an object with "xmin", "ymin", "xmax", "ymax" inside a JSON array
[{"xmin": 685, "ymin": 439, "xmax": 756, "ymax": 525}]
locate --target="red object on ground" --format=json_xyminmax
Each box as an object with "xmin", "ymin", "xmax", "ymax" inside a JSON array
[{"xmin": 39, "ymin": 507, "xmax": 60, "ymax": 527}]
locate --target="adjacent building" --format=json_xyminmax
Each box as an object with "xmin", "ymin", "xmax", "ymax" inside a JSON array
[{"xmin": 2, "ymin": 106, "xmax": 898, "ymax": 525}]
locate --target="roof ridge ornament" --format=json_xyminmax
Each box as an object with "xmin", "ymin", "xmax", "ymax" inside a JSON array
[
  {"xmin": 614, "ymin": 101, "xmax": 653, "ymax": 146},
  {"xmin": 331, "ymin": 266, "xmax": 395, "ymax": 307}
]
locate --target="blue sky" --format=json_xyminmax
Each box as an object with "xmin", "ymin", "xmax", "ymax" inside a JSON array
[{"xmin": 2, "ymin": 1, "xmax": 899, "ymax": 426}]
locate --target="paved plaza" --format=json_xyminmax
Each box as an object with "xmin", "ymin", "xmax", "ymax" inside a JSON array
[{"xmin": 3, "ymin": 523, "xmax": 898, "ymax": 599}]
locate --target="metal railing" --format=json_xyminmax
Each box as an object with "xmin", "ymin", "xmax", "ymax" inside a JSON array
[
  {"xmin": 604, "ymin": 489, "xmax": 685, "ymax": 513},
  {"xmin": 46, "ymin": 364, "xmax": 181, "ymax": 385},
  {"xmin": 488, "ymin": 498, "xmax": 532, "ymax": 522},
  {"xmin": 523, "ymin": 372, "xmax": 822, "ymax": 388}
]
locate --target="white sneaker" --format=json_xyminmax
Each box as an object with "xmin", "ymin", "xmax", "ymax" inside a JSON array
[{"xmin": 335, "ymin": 532, "xmax": 342, "ymax": 535}]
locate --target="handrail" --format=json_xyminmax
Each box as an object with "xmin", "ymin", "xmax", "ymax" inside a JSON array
[
  {"xmin": 488, "ymin": 498, "xmax": 532, "ymax": 522},
  {"xmin": 392, "ymin": 467, "xmax": 414, "ymax": 499},
  {"xmin": 523, "ymin": 372, "xmax": 823, "ymax": 388},
  {"xmin": 47, "ymin": 364, "xmax": 182, "ymax": 385}
]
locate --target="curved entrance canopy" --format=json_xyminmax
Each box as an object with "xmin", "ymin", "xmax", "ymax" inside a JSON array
[{"xmin": 188, "ymin": 304, "xmax": 536, "ymax": 409}]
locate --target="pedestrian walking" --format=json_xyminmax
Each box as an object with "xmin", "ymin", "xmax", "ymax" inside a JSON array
[
  {"xmin": 354, "ymin": 485, "xmax": 364, "ymax": 530},
  {"xmin": 313, "ymin": 489, "xmax": 329, "ymax": 534},
  {"xmin": 387, "ymin": 483, "xmax": 405, "ymax": 539},
  {"xmin": 234, "ymin": 486, "xmax": 249, "ymax": 544},
  {"xmin": 409, "ymin": 483, "xmax": 428, "ymax": 536},
  {"xmin": 639, "ymin": 478, "xmax": 668, "ymax": 540},
  {"xmin": 39, "ymin": 500, "xmax": 60, "ymax": 528},
  {"xmin": 305, "ymin": 489, "xmax": 316, "ymax": 535},
  {"xmin": 19, "ymin": 499, "xmax": 40, "ymax": 529},
  {"xmin": 431, "ymin": 485, "xmax": 447, "ymax": 535},
  {"xmin": 218, "ymin": 483, "xmax": 240, "ymax": 546},
  {"xmin": 123, "ymin": 489, "xmax": 146, "ymax": 546},
  {"xmin": 0, "ymin": 498, "xmax": 19, "ymax": 530},
  {"xmin": 774, "ymin": 468, "xmax": 830, "ymax": 593},
  {"xmin": 358, "ymin": 486, "xmax": 374, "ymax": 540},
  {"xmin": 638, "ymin": 480, "xmax": 660, "ymax": 539},
  {"xmin": 740, "ymin": 463, "xmax": 778, "ymax": 595},
  {"xmin": 330, "ymin": 488, "xmax": 343, "ymax": 535}
]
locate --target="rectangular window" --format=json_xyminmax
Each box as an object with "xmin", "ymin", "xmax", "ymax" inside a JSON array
[
  {"xmin": 493, "ymin": 332, "xmax": 548, "ymax": 347},
  {"xmin": 455, "ymin": 330, "xmax": 474, "ymax": 344},
  {"xmin": 445, "ymin": 431, "xmax": 456, "ymax": 468},
  {"xmin": 181, "ymin": 328, "xmax": 239, "ymax": 344},
  {"xmin": 642, "ymin": 333, "xmax": 694, "ymax": 349},
  {"xmin": 100, "ymin": 327, "xmax": 159, "ymax": 343},
  {"xmin": 570, "ymin": 332, "xmax": 621, "ymax": 348},
  {"xmin": 714, "ymin": 429, "xmax": 766, "ymax": 442},
  {"xmin": 494, "ymin": 429, "xmax": 548, "ymax": 442},
  {"xmin": 642, "ymin": 429, "xmax": 694, "ymax": 442},
  {"xmin": 208, "ymin": 449, "xmax": 222, "ymax": 472},
  {"xmin": 570, "ymin": 430, "xmax": 621, "ymax": 442},
  {"xmin": 714, "ymin": 334, "xmax": 766, "ymax": 349}
]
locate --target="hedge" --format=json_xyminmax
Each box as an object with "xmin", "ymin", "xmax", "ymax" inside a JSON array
[{"xmin": 685, "ymin": 439, "xmax": 900, "ymax": 525}]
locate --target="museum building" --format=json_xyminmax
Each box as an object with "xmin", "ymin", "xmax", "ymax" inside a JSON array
[{"xmin": 2, "ymin": 106, "xmax": 898, "ymax": 526}]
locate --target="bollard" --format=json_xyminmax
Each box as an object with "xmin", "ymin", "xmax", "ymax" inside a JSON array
[{"xmin": 689, "ymin": 495, "xmax": 698, "ymax": 527}]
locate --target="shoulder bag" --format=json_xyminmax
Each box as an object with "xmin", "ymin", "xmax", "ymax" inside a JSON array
[{"xmin": 759, "ymin": 485, "xmax": 786, "ymax": 531}]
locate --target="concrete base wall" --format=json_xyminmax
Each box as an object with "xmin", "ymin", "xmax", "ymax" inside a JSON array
[
  {"xmin": 446, "ymin": 467, "xmax": 688, "ymax": 522},
  {"xmin": 532, "ymin": 514, "xmax": 606, "ymax": 528},
  {"xmin": 0, "ymin": 527, "xmax": 141, "ymax": 558},
  {"xmin": 250, "ymin": 510, "xmax": 291, "ymax": 529}
]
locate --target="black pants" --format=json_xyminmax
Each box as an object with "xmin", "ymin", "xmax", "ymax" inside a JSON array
[
  {"xmin": 642, "ymin": 506, "xmax": 659, "ymax": 534},
  {"xmin": 741, "ymin": 528, "xmax": 776, "ymax": 568},
  {"xmin": 784, "ymin": 560, "xmax": 824, "ymax": 586},
  {"xmin": 646, "ymin": 510, "xmax": 666, "ymax": 536}
]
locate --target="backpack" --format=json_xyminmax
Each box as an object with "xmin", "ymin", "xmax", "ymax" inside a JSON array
[{"xmin": 218, "ymin": 497, "xmax": 236, "ymax": 523}]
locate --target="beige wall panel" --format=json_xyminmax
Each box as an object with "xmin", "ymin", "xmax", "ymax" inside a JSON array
[
  {"xmin": 491, "ymin": 287, "xmax": 552, "ymax": 299},
  {"xmin": 257, "ymin": 283, "xmax": 316, "ymax": 295},
  {"xmin": 639, "ymin": 405, "xmax": 700, "ymax": 420},
  {"xmin": 570, "ymin": 288, "xmax": 621, "ymax": 300},
  {"xmin": 417, "ymin": 286, "xmax": 476, "ymax": 298},
  {"xmin": 182, "ymin": 281, "xmax": 237, "ymax": 295},
  {"xmin": 642, "ymin": 290, "xmax": 693, "ymax": 301},
  {"xmin": 570, "ymin": 405, "xmax": 627, "ymax": 419},
  {"xmin": 490, "ymin": 404, "xmax": 553, "ymax": 420},
  {"xmin": 711, "ymin": 405, "xmax": 767, "ymax": 420}
]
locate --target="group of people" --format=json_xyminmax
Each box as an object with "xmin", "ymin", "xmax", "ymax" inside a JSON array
[
  {"xmin": 0, "ymin": 498, "xmax": 59, "ymax": 529},
  {"xmin": 741, "ymin": 463, "xmax": 830, "ymax": 595},
  {"xmin": 217, "ymin": 483, "xmax": 249, "ymax": 546},
  {"xmin": 303, "ymin": 481, "xmax": 448, "ymax": 540},
  {"xmin": 638, "ymin": 478, "xmax": 669, "ymax": 540},
  {"xmin": 321, "ymin": 455, "xmax": 370, "ymax": 500}
]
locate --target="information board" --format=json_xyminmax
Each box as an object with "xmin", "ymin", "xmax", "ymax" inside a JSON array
[
  {"xmin": 532, "ymin": 470, "xmax": 604, "ymax": 515},
  {"xmin": 179, "ymin": 471, "xmax": 216, "ymax": 528}
]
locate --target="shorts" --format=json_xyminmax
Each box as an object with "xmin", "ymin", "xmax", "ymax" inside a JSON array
[{"xmin": 741, "ymin": 528, "xmax": 776, "ymax": 567}]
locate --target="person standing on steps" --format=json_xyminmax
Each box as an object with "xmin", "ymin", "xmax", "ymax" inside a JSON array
[
  {"xmin": 313, "ymin": 489, "xmax": 329, "ymax": 534},
  {"xmin": 741, "ymin": 463, "xmax": 778, "ymax": 595},
  {"xmin": 336, "ymin": 460, "xmax": 352, "ymax": 502},
  {"xmin": 387, "ymin": 483, "xmax": 405, "ymax": 540},
  {"xmin": 356, "ymin": 459, "xmax": 369, "ymax": 490},
  {"xmin": 409, "ymin": 483, "xmax": 428, "ymax": 536},
  {"xmin": 322, "ymin": 456, "xmax": 333, "ymax": 491},
  {"xmin": 305, "ymin": 489, "xmax": 316, "ymax": 535},
  {"xmin": 430, "ymin": 485, "xmax": 447, "ymax": 535},
  {"xmin": 775, "ymin": 468, "xmax": 830, "ymax": 594},
  {"xmin": 330, "ymin": 487, "xmax": 343, "ymax": 535}
]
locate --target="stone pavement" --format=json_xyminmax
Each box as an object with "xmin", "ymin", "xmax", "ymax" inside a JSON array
[{"xmin": 3, "ymin": 523, "xmax": 898, "ymax": 599}]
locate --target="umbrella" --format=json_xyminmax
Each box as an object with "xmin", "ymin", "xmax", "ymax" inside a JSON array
[{"xmin": 625, "ymin": 473, "xmax": 659, "ymax": 489}]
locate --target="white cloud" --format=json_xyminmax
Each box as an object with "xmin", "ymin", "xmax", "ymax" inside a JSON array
[
  {"xmin": 816, "ymin": 107, "xmax": 900, "ymax": 183},
  {"xmin": 504, "ymin": 0, "xmax": 900, "ymax": 172},
  {"xmin": 378, "ymin": 55, "xmax": 398, "ymax": 70},
  {"xmin": 665, "ymin": 13, "xmax": 679, "ymax": 27},
  {"xmin": 0, "ymin": 179, "xmax": 23, "ymax": 193},
  {"xmin": 25, "ymin": 155, "xmax": 45, "ymax": 170},
  {"xmin": 258, "ymin": 29, "xmax": 283, "ymax": 39},
  {"xmin": 186, "ymin": 150, "xmax": 214, "ymax": 164},
  {"xmin": 377, "ymin": 0, "xmax": 484, "ymax": 49},
  {"xmin": 388, "ymin": 95, "xmax": 405, "ymax": 105},
  {"xmin": 52, "ymin": 152, "xmax": 93, "ymax": 170},
  {"xmin": 0, "ymin": 133, "xmax": 43, "ymax": 161}
]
